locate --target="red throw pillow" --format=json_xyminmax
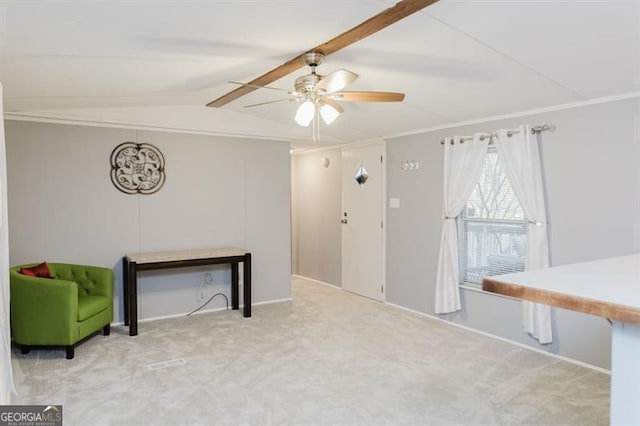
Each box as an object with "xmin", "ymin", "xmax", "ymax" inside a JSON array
[{"xmin": 20, "ymin": 262, "xmax": 53, "ymax": 278}]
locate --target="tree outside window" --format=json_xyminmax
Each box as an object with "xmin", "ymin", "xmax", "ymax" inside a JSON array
[{"xmin": 459, "ymin": 148, "xmax": 527, "ymax": 285}]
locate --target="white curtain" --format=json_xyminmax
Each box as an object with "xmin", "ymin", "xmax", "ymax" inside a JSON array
[
  {"xmin": 495, "ymin": 125, "xmax": 552, "ymax": 344},
  {"xmin": 435, "ymin": 134, "xmax": 490, "ymax": 314},
  {"xmin": 0, "ymin": 84, "xmax": 16, "ymax": 403}
]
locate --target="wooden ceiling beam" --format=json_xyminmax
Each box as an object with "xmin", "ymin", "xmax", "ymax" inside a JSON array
[{"xmin": 207, "ymin": 0, "xmax": 438, "ymax": 108}]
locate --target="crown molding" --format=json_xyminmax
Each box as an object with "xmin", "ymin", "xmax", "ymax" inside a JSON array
[
  {"xmin": 3, "ymin": 112, "xmax": 292, "ymax": 142},
  {"xmin": 383, "ymin": 92, "xmax": 640, "ymax": 141}
]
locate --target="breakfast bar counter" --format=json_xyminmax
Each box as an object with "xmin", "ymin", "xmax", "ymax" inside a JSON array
[{"xmin": 483, "ymin": 254, "xmax": 640, "ymax": 425}]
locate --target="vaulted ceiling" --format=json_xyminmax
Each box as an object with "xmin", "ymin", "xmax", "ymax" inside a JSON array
[{"xmin": 1, "ymin": 1, "xmax": 639, "ymax": 146}]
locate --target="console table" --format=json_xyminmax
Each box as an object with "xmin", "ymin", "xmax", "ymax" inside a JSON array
[
  {"xmin": 482, "ymin": 254, "xmax": 640, "ymax": 425},
  {"xmin": 123, "ymin": 247, "xmax": 251, "ymax": 336}
]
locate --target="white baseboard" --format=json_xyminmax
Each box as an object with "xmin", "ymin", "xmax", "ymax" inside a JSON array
[
  {"xmin": 296, "ymin": 276, "xmax": 608, "ymax": 374},
  {"xmin": 252, "ymin": 297, "xmax": 292, "ymax": 307},
  {"xmin": 111, "ymin": 297, "xmax": 292, "ymax": 326},
  {"xmin": 110, "ymin": 307, "xmax": 224, "ymax": 326},
  {"xmin": 386, "ymin": 301, "xmax": 610, "ymax": 375},
  {"xmin": 292, "ymin": 274, "xmax": 341, "ymax": 290}
]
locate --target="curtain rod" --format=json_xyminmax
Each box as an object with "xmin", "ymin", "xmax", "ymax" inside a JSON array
[{"xmin": 440, "ymin": 124, "xmax": 555, "ymax": 145}]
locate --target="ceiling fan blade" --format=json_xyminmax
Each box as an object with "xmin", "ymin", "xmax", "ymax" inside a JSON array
[
  {"xmin": 229, "ymin": 81, "xmax": 296, "ymax": 95},
  {"xmin": 329, "ymin": 91, "xmax": 405, "ymax": 102},
  {"xmin": 243, "ymin": 98, "xmax": 294, "ymax": 108},
  {"xmin": 207, "ymin": 0, "xmax": 439, "ymax": 107},
  {"xmin": 315, "ymin": 69, "xmax": 358, "ymax": 93},
  {"xmin": 320, "ymin": 97, "xmax": 344, "ymax": 113}
]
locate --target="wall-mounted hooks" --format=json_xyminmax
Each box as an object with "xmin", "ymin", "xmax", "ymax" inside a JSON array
[{"xmin": 400, "ymin": 160, "xmax": 419, "ymax": 171}]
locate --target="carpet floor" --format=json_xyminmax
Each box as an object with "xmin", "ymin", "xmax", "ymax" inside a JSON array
[{"xmin": 11, "ymin": 277, "xmax": 609, "ymax": 425}]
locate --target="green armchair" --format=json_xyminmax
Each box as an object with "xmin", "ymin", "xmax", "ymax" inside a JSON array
[{"xmin": 10, "ymin": 263, "xmax": 113, "ymax": 359}]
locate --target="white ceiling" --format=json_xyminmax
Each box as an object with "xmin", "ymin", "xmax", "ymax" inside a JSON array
[{"xmin": 1, "ymin": 0, "xmax": 639, "ymax": 146}]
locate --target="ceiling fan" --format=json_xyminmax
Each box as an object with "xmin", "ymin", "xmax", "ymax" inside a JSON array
[
  {"xmin": 230, "ymin": 51, "xmax": 405, "ymax": 127},
  {"xmin": 205, "ymin": 0, "xmax": 439, "ymax": 138}
]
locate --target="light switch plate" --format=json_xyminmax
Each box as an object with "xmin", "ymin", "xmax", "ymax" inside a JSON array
[{"xmin": 389, "ymin": 198, "xmax": 400, "ymax": 209}]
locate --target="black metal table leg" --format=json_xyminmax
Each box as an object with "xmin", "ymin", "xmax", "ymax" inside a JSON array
[
  {"xmin": 231, "ymin": 261, "xmax": 239, "ymax": 310},
  {"xmin": 243, "ymin": 253, "xmax": 251, "ymax": 317},
  {"xmin": 129, "ymin": 261, "xmax": 138, "ymax": 336},
  {"xmin": 123, "ymin": 257, "xmax": 130, "ymax": 326}
]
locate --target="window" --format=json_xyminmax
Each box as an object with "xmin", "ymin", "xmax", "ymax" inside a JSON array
[{"xmin": 458, "ymin": 147, "xmax": 527, "ymax": 285}]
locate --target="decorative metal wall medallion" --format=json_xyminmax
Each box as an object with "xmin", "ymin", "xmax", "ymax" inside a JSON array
[
  {"xmin": 110, "ymin": 142, "xmax": 166, "ymax": 195},
  {"xmin": 354, "ymin": 164, "xmax": 368, "ymax": 187}
]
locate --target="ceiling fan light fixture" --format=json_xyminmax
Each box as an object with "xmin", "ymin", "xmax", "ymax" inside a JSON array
[
  {"xmin": 295, "ymin": 101, "xmax": 315, "ymax": 126},
  {"xmin": 320, "ymin": 103, "xmax": 340, "ymax": 125}
]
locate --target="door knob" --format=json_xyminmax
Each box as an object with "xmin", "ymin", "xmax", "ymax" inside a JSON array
[{"xmin": 341, "ymin": 218, "xmax": 348, "ymax": 224}]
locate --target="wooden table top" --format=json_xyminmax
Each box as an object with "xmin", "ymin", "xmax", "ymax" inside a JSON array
[
  {"xmin": 482, "ymin": 254, "xmax": 640, "ymax": 324},
  {"xmin": 125, "ymin": 247, "xmax": 249, "ymax": 264}
]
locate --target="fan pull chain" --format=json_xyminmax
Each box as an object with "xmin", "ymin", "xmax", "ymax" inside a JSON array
[{"xmin": 313, "ymin": 104, "xmax": 320, "ymax": 143}]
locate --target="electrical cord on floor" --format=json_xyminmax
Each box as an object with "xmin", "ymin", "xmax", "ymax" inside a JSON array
[{"xmin": 186, "ymin": 271, "xmax": 229, "ymax": 316}]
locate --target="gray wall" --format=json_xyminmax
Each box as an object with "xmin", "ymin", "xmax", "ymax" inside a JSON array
[
  {"xmin": 386, "ymin": 97, "xmax": 640, "ymax": 369},
  {"xmin": 291, "ymin": 148, "xmax": 342, "ymax": 286},
  {"xmin": 5, "ymin": 120, "xmax": 291, "ymax": 323}
]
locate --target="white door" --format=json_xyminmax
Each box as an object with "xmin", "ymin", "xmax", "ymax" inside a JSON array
[{"xmin": 341, "ymin": 143, "xmax": 384, "ymax": 301}]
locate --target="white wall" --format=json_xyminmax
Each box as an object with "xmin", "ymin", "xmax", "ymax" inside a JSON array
[
  {"xmin": 5, "ymin": 121, "xmax": 291, "ymax": 322},
  {"xmin": 291, "ymin": 148, "xmax": 342, "ymax": 286},
  {"xmin": 385, "ymin": 97, "xmax": 640, "ymax": 369}
]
